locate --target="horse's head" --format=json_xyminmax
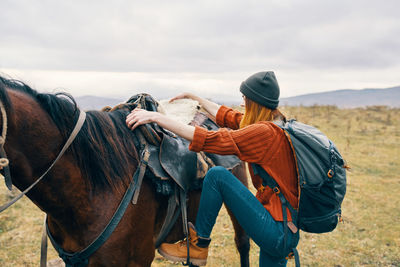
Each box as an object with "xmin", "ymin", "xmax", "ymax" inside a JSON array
[{"xmin": 0, "ymin": 77, "xmax": 69, "ymax": 195}]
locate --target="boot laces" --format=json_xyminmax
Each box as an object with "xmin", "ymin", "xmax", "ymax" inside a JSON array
[
  {"xmin": 178, "ymin": 239, "xmax": 187, "ymax": 247},
  {"xmin": 178, "ymin": 235, "xmax": 198, "ymax": 247}
]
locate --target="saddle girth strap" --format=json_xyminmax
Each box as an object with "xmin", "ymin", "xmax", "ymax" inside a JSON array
[
  {"xmin": 155, "ymin": 187, "xmax": 181, "ymax": 248},
  {"xmin": 179, "ymin": 189, "xmax": 191, "ymax": 266}
]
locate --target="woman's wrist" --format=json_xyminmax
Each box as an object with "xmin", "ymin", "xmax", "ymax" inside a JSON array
[
  {"xmin": 153, "ymin": 112, "xmax": 164, "ymax": 124},
  {"xmin": 188, "ymin": 93, "xmax": 201, "ymax": 103}
]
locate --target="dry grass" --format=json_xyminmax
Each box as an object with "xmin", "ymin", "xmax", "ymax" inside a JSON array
[{"xmin": 1, "ymin": 105, "xmax": 400, "ymax": 266}]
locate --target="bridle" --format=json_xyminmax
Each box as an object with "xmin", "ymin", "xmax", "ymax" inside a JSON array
[
  {"xmin": 0, "ymin": 101, "xmax": 12, "ymax": 191},
  {"xmin": 0, "ymin": 101, "xmax": 87, "ymax": 213}
]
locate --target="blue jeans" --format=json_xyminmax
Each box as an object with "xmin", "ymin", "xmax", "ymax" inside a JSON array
[{"xmin": 195, "ymin": 166, "xmax": 299, "ymax": 267}]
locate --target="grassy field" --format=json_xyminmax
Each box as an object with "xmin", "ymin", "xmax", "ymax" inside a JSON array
[{"xmin": 1, "ymin": 105, "xmax": 399, "ymax": 266}]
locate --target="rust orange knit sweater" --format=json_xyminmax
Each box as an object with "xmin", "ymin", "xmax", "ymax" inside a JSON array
[{"xmin": 189, "ymin": 105, "xmax": 299, "ymax": 222}]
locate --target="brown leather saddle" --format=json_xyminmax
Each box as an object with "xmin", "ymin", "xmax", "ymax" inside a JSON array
[
  {"xmin": 125, "ymin": 93, "xmax": 240, "ymax": 192},
  {"xmin": 105, "ymin": 93, "xmax": 241, "ymax": 249}
]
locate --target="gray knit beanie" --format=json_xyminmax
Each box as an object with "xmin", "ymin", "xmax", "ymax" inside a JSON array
[{"xmin": 239, "ymin": 71, "xmax": 280, "ymax": 109}]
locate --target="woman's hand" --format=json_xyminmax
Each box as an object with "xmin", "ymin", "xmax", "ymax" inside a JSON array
[
  {"xmin": 126, "ymin": 108, "xmax": 159, "ymax": 131},
  {"xmin": 170, "ymin": 92, "xmax": 221, "ymax": 118},
  {"xmin": 169, "ymin": 92, "xmax": 198, "ymax": 103}
]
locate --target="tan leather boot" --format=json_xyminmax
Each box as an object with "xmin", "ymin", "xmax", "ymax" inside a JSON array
[{"xmin": 158, "ymin": 222, "xmax": 211, "ymax": 266}]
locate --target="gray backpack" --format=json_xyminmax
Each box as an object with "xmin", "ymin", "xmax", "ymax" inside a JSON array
[{"xmin": 252, "ymin": 119, "xmax": 347, "ymax": 264}]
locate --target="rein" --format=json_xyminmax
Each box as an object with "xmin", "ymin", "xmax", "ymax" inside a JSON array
[
  {"xmin": 0, "ymin": 109, "xmax": 87, "ymax": 212},
  {"xmin": 0, "ymin": 101, "xmax": 12, "ymax": 190},
  {"xmin": 43, "ymin": 148, "xmax": 150, "ymax": 267}
]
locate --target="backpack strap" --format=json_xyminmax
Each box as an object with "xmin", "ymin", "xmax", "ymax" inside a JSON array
[{"xmin": 251, "ymin": 163, "xmax": 299, "ymax": 265}]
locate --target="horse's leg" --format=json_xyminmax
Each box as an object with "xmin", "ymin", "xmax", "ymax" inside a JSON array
[{"xmin": 227, "ymin": 162, "xmax": 250, "ymax": 267}]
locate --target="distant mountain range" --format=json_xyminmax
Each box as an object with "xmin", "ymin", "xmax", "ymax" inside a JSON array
[
  {"xmin": 76, "ymin": 86, "xmax": 400, "ymax": 110},
  {"xmin": 75, "ymin": 95, "xmax": 124, "ymax": 110},
  {"xmin": 280, "ymin": 86, "xmax": 400, "ymax": 108}
]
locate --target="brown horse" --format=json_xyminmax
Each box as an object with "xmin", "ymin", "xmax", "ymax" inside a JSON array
[{"xmin": 0, "ymin": 76, "xmax": 250, "ymax": 267}]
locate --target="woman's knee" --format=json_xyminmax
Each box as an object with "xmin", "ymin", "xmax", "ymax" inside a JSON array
[
  {"xmin": 207, "ymin": 166, "xmax": 229, "ymax": 176},
  {"xmin": 204, "ymin": 166, "xmax": 230, "ymax": 186}
]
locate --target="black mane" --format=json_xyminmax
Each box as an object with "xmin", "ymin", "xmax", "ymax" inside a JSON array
[{"xmin": 0, "ymin": 76, "xmax": 139, "ymax": 191}]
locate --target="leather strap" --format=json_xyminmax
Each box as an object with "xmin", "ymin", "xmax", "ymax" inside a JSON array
[
  {"xmin": 0, "ymin": 111, "xmax": 87, "ymax": 213},
  {"xmin": 0, "ymin": 101, "xmax": 11, "ymax": 190},
  {"xmin": 40, "ymin": 215, "xmax": 48, "ymax": 267},
  {"xmin": 131, "ymin": 148, "xmax": 150, "ymax": 204},
  {"xmin": 252, "ymin": 163, "xmax": 300, "ymax": 265},
  {"xmin": 44, "ymin": 147, "xmax": 150, "ymax": 267},
  {"xmin": 155, "ymin": 186, "xmax": 180, "ymax": 248},
  {"xmin": 179, "ymin": 189, "xmax": 190, "ymax": 266},
  {"xmin": 0, "ymin": 147, "xmax": 12, "ymax": 190}
]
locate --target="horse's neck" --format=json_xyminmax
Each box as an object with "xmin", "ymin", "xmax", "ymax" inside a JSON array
[
  {"xmin": 7, "ymin": 91, "xmax": 105, "ymax": 228},
  {"xmin": 6, "ymin": 91, "xmax": 130, "ymax": 251}
]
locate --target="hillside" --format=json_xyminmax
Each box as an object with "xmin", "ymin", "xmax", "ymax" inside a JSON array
[
  {"xmin": 75, "ymin": 95, "xmax": 125, "ymax": 110},
  {"xmin": 280, "ymin": 86, "xmax": 400, "ymax": 108}
]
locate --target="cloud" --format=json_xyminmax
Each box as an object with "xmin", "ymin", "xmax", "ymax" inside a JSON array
[
  {"xmin": 1, "ymin": 0, "xmax": 399, "ymax": 71},
  {"xmin": 0, "ymin": 0, "xmax": 399, "ymax": 98}
]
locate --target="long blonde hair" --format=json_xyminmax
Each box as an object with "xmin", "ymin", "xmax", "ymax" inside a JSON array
[{"xmin": 239, "ymin": 97, "xmax": 285, "ymax": 128}]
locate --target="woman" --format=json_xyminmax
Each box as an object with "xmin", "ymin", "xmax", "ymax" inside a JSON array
[{"xmin": 126, "ymin": 71, "xmax": 299, "ymax": 266}]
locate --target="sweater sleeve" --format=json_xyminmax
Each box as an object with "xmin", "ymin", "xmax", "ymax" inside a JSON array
[
  {"xmin": 215, "ymin": 105, "xmax": 243, "ymax": 130},
  {"xmin": 189, "ymin": 122, "xmax": 281, "ymax": 163}
]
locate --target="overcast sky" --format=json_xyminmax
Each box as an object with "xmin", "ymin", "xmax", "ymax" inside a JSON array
[{"xmin": 1, "ymin": 0, "xmax": 399, "ymax": 102}]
